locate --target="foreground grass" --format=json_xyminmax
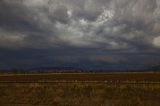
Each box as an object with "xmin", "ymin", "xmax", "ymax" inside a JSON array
[{"xmin": 0, "ymin": 82, "xmax": 160, "ymax": 106}]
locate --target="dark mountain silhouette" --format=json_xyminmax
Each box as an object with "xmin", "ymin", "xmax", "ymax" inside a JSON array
[
  {"xmin": 0, "ymin": 65, "xmax": 160, "ymax": 74},
  {"xmin": 29, "ymin": 67, "xmax": 84, "ymax": 73},
  {"xmin": 149, "ymin": 65, "xmax": 160, "ymax": 72},
  {"xmin": 0, "ymin": 67, "xmax": 85, "ymax": 74}
]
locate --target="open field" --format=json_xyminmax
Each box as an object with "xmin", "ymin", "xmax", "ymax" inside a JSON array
[
  {"xmin": 0, "ymin": 72, "xmax": 160, "ymax": 83},
  {"xmin": 0, "ymin": 72, "xmax": 160, "ymax": 106}
]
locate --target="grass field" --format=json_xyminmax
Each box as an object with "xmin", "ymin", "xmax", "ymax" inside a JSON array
[
  {"xmin": 0, "ymin": 72, "xmax": 160, "ymax": 106},
  {"xmin": 0, "ymin": 72, "xmax": 160, "ymax": 82}
]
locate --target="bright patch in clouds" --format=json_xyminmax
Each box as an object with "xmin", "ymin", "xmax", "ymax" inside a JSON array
[
  {"xmin": 55, "ymin": 9, "xmax": 116, "ymax": 47},
  {"xmin": 96, "ymin": 9, "xmax": 114, "ymax": 25},
  {"xmin": 67, "ymin": 10, "xmax": 72, "ymax": 17},
  {"xmin": 153, "ymin": 36, "xmax": 160, "ymax": 47}
]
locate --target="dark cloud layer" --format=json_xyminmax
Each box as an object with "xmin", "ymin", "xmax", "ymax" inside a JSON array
[{"xmin": 0, "ymin": 0, "xmax": 160, "ymax": 70}]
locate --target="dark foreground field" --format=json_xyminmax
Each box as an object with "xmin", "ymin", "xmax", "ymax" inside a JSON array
[{"xmin": 0, "ymin": 72, "xmax": 160, "ymax": 106}]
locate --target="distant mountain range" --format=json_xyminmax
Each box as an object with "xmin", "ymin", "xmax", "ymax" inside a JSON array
[
  {"xmin": 29, "ymin": 67, "xmax": 84, "ymax": 73},
  {"xmin": 0, "ymin": 65, "xmax": 160, "ymax": 74},
  {"xmin": 0, "ymin": 67, "xmax": 84, "ymax": 74},
  {"xmin": 149, "ymin": 65, "xmax": 160, "ymax": 72}
]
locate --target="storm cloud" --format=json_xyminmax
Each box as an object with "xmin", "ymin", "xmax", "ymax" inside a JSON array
[{"xmin": 0, "ymin": 0, "xmax": 160, "ymax": 70}]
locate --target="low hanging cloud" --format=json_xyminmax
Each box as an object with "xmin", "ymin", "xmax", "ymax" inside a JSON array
[{"xmin": 0, "ymin": 0, "xmax": 160, "ymax": 70}]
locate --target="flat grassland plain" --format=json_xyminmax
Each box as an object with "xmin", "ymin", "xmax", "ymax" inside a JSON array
[{"xmin": 0, "ymin": 72, "xmax": 160, "ymax": 106}]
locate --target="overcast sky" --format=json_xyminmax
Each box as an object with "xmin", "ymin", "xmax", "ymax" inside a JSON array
[{"xmin": 0, "ymin": 0, "xmax": 160, "ymax": 70}]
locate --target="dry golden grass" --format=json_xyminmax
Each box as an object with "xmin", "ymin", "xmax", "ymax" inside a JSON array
[
  {"xmin": 0, "ymin": 72, "xmax": 160, "ymax": 106},
  {"xmin": 0, "ymin": 82, "xmax": 160, "ymax": 106}
]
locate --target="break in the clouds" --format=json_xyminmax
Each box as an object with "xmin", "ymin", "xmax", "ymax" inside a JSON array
[{"xmin": 0, "ymin": 0, "xmax": 160, "ymax": 70}]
